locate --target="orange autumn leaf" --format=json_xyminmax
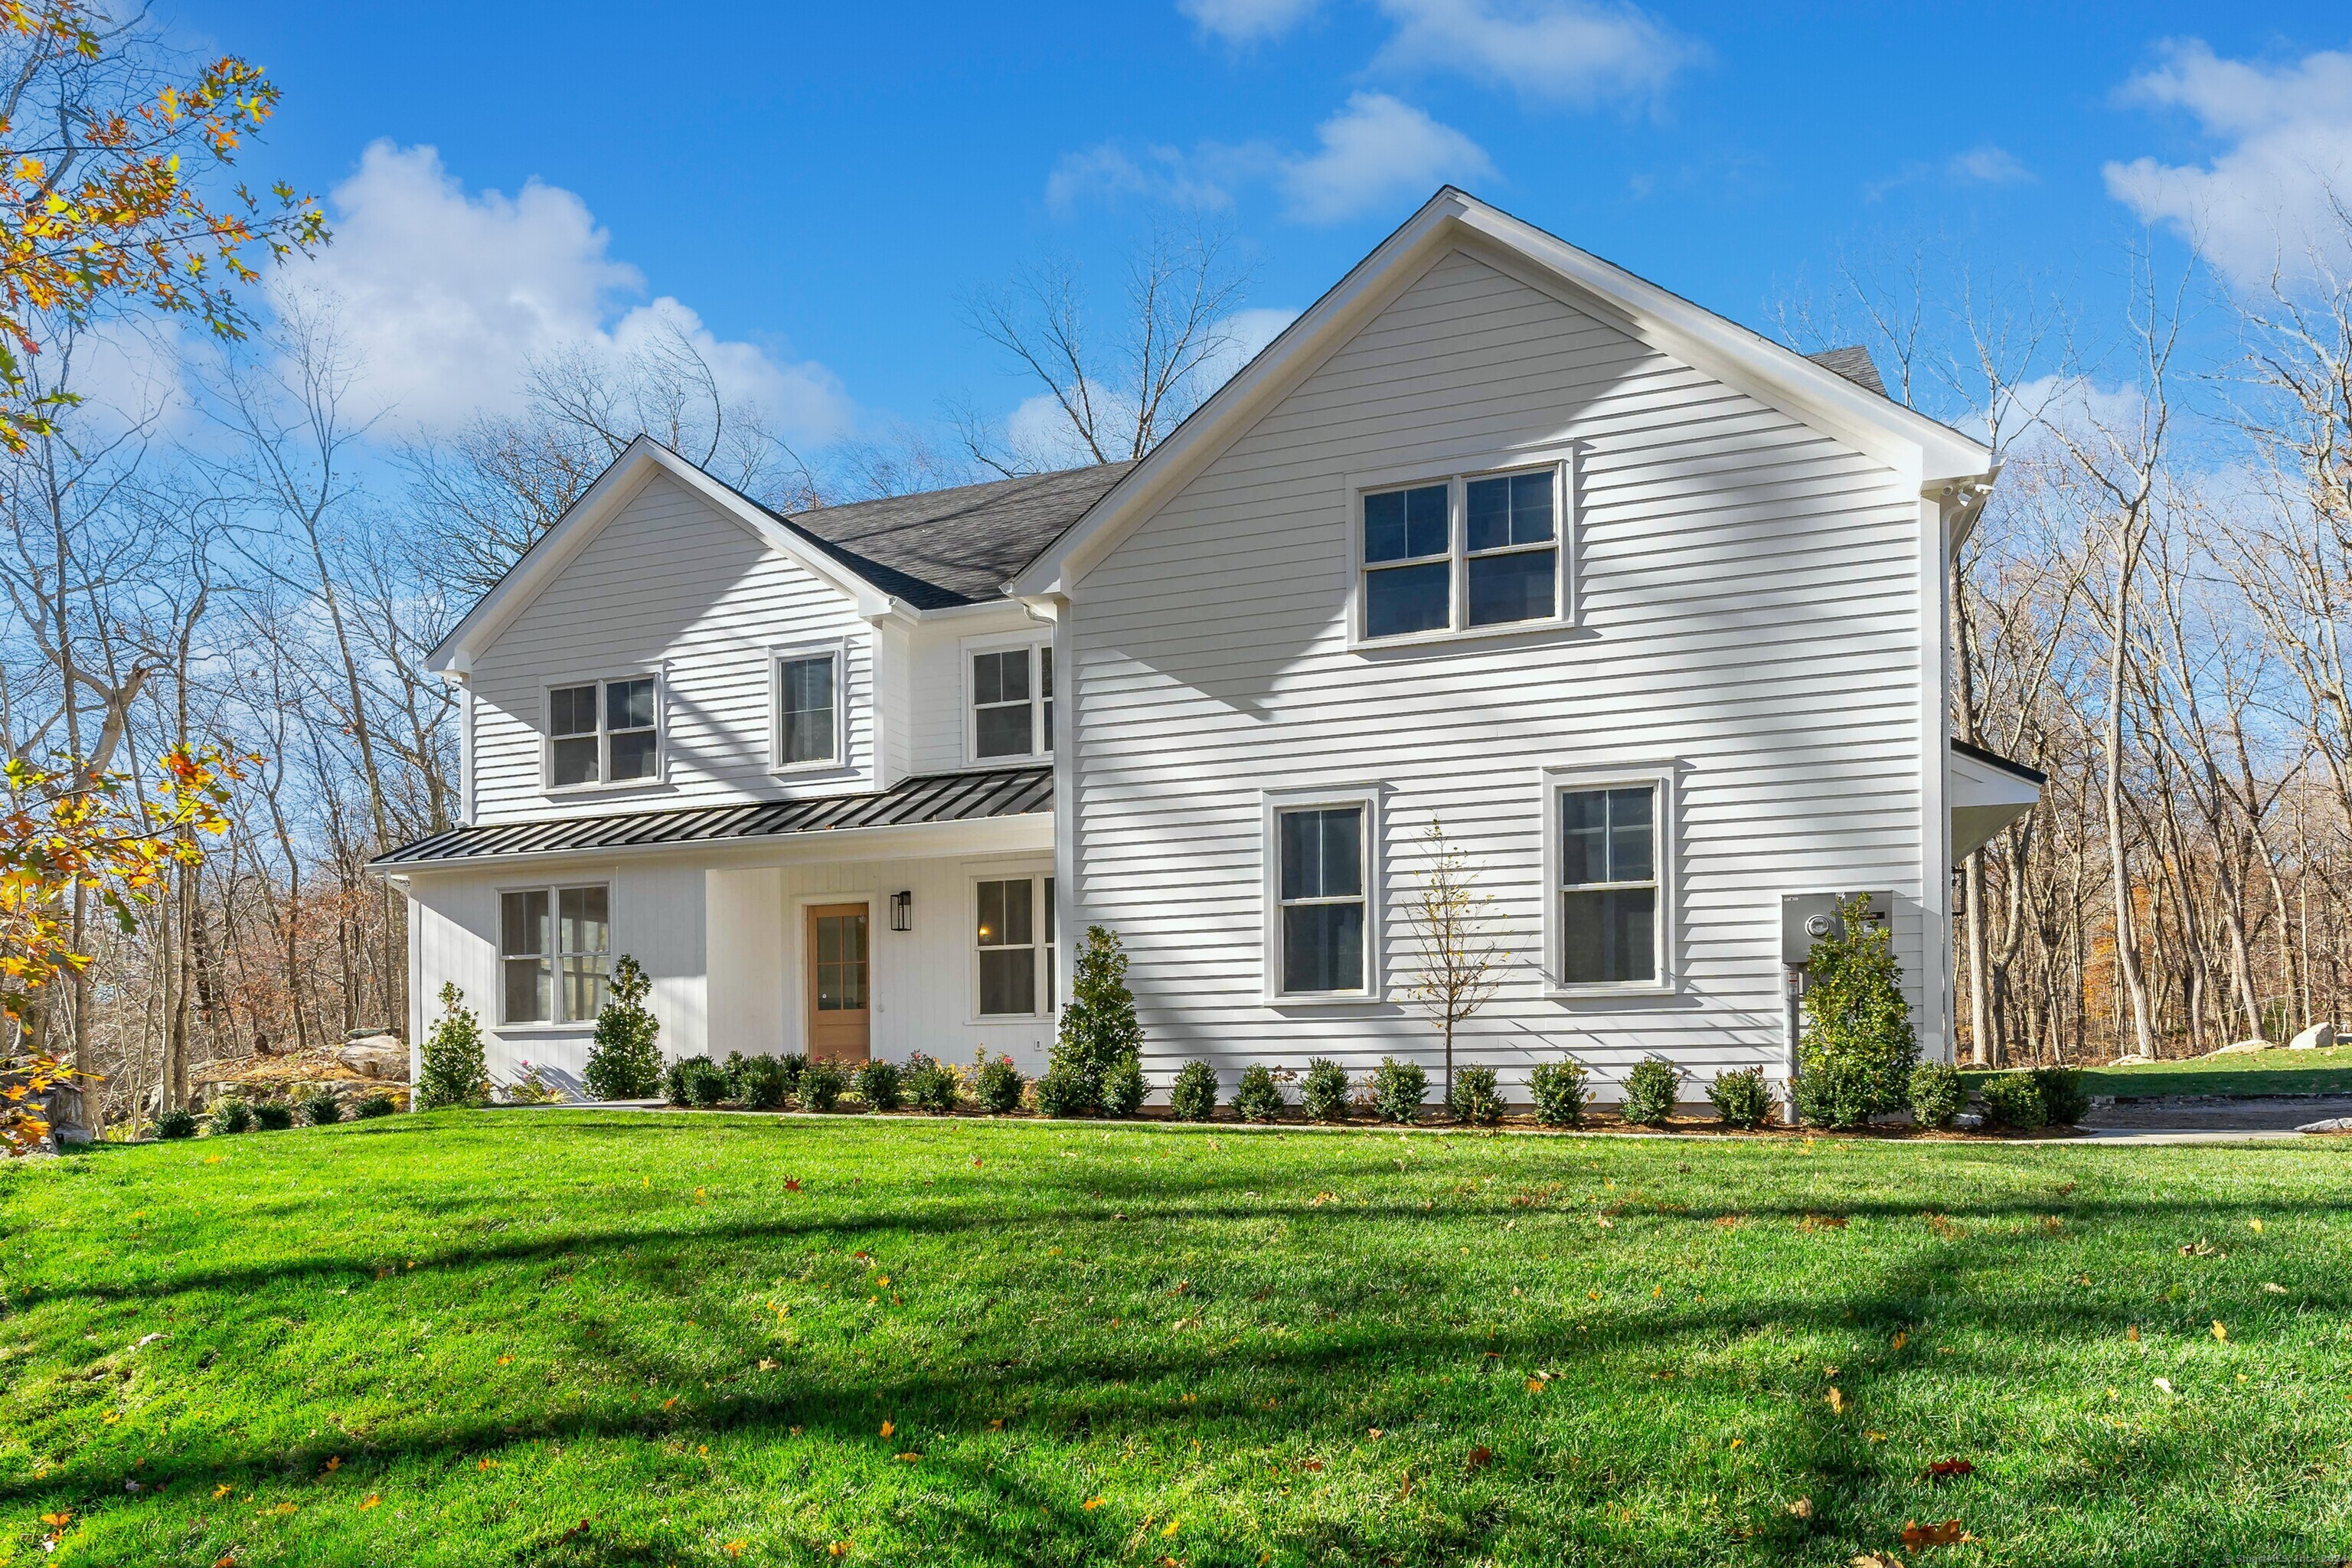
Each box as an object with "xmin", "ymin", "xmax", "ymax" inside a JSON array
[
  {"xmin": 1083, "ymin": 1497, "xmax": 1106, "ymax": 1511},
  {"xmin": 358, "ymin": 1494, "xmax": 381, "ymax": 1511},
  {"xmin": 723, "ymin": 1543, "xmax": 746, "ymax": 1558},
  {"xmin": 1301, "ymin": 1459, "xmax": 1323, "ymax": 1472},
  {"xmin": 476, "ymin": 1459, "xmax": 498, "ymax": 1472},
  {"xmin": 785, "ymin": 1178, "xmax": 802, "ymax": 1192},
  {"xmin": 1826, "ymin": 1388, "xmax": 1847, "ymax": 1415},
  {"xmin": 1903, "ymin": 1519, "xmax": 1962, "ymax": 1550},
  {"xmin": 41, "ymin": 1511, "xmax": 70, "ymax": 1527},
  {"xmin": 1466, "ymin": 1446, "xmax": 1494, "ymax": 1471},
  {"xmin": 1926, "ymin": 1459, "xmax": 1975, "ymax": 1480},
  {"xmin": 325, "ymin": 1455, "xmax": 341, "ymax": 1472},
  {"xmin": 1527, "ymin": 1377, "xmax": 1547, "ymax": 1393},
  {"xmin": 896, "ymin": 1452, "xmax": 921, "ymax": 1463},
  {"xmin": 212, "ymin": 1483, "xmax": 231, "ymax": 1500}
]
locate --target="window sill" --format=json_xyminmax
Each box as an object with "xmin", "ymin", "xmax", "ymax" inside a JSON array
[
  {"xmin": 968, "ymin": 1013, "xmax": 1055, "ymax": 1027},
  {"xmin": 489, "ymin": 1021, "xmax": 597, "ymax": 1034},
  {"xmin": 965, "ymin": 754, "xmax": 1054, "ymax": 771},
  {"xmin": 1263, "ymin": 991, "xmax": 1388, "ymax": 1008},
  {"xmin": 768, "ymin": 760, "xmax": 853, "ymax": 780},
  {"xmin": 1543, "ymin": 981, "xmax": 1677, "ymax": 1001},
  {"xmin": 1349, "ymin": 619, "xmax": 1576, "ymax": 655},
  {"xmin": 545, "ymin": 778, "xmax": 669, "ymax": 799}
]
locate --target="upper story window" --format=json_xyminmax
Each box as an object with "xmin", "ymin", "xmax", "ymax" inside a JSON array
[
  {"xmin": 774, "ymin": 647, "xmax": 843, "ymax": 771},
  {"xmin": 1358, "ymin": 461, "xmax": 1567, "ymax": 645},
  {"xmin": 548, "ymin": 676, "xmax": 658, "ymax": 789},
  {"xmin": 969, "ymin": 641, "xmax": 1051, "ymax": 763}
]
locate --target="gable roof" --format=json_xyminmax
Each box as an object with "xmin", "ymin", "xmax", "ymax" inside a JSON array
[
  {"xmin": 1008, "ymin": 188, "xmax": 1995, "ymax": 599},
  {"xmin": 425, "ymin": 438, "xmax": 896, "ymax": 678},
  {"xmin": 776, "ymin": 462, "xmax": 1134, "ymax": 610}
]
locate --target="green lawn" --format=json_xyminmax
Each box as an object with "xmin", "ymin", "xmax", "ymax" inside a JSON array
[
  {"xmin": 4, "ymin": 1113, "xmax": 2350, "ymax": 1566},
  {"xmin": 1969, "ymin": 1044, "xmax": 2352, "ymax": 1099}
]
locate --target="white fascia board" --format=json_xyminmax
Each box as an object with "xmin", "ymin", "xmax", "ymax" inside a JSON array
[
  {"xmin": 1008, "ymin": 187, "xmax": 1998, "ymax": 599},
  {"xmin": 426, "ymin": 437, "xmax": 896, "ymax": 677}
]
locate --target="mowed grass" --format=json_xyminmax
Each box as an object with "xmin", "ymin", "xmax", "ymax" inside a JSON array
[
  {"xmin": 1968, "ymin": 1044, "xmax": 2352, "ymax": 1099},
  {"xmin": 3, "ymin": 1115, "xmax": 2350, "ymax": 1566}
]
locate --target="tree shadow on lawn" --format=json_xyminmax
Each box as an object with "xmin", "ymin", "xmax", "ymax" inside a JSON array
[{"xmin": 14, "ymin": 1197, "xmax": 2341, "ymax": 1547}]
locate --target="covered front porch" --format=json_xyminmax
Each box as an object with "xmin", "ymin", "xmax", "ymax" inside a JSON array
[{"xmin": 376, "ymin": 767, "xmax": 1057, "ymax": 1092}]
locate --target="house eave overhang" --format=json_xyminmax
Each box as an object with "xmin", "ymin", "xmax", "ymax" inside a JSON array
[
  {"xmin": 1006, "ymin": 186, "xmax": 1998, "ymax": 599},
  {"xmin": 1949, "ymin": 737, "xmax": 2043, "ymax": 861},
  {"xmin": 424, "ymin": 436, "xmax": 897, "ymax": 679}
]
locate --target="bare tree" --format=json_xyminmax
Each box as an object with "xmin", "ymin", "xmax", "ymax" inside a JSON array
[
  {"xmin": 1403, "ymin": 818, "xmax": 1504, "ymax": 1099},
  {"xmin": 960, "ymin": 222, "xmax": 1251, "ymax": 475}
]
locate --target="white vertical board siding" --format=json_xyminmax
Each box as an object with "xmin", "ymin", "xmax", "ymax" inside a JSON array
[
  {"xmin": 405, "ymin": 859, "xmax": 708, "ymax": 1089},
  {"xmin": 1067, "ymin": 247, "xmax": 1929, "ymax": 1099},
  {"xmin": 469, "ymin": 471, "xmax": 875, "ymax": 823}
]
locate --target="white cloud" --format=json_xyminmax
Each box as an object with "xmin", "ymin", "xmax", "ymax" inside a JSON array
[
  {"xmin": 1180, "ymin": 0, "xmax": 1321, "ymax": 43},
  {"xmin": 1279, "ymin": 93, "xmax": 1495, "ymax": 223},
  {"xmin": 275, "ymin": 141, "xmax": 854, "ymax": 438},
  {"xmin": 2104, "ymin": 40, "xmax": 2352, "ymax": 287},
  {"xmin": 1045, "ymin": 142, "xmax": 1245, "ymax": 215},
  {"xmin": 1370, "ymin": 0, "xmax": 1700, "ymax": 108},
  {"xmin": 1197, "ymin": 305, "xmax": 1302, "ymax": 387},
  {"xmin": 1948, "ymin": 145, "xmax": 2031, "ymax": 185}
]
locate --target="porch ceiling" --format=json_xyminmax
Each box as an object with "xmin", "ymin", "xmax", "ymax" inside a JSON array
[{"xmin": 369, "ymin": 766, "xmax": 1051, "ymax": 870}]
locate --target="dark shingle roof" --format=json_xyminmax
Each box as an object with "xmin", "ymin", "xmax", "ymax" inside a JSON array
[
  {"xmin": 1805, "ymin": 345, "xmax": 1890, "ymax": 399},
  {"xmin": 370, "ymin": 766, "xmax": 1052, "ymax": 869},
  {"xmin": 775, "ymin": 462, "xmax": 1135, "ymax": 609}
]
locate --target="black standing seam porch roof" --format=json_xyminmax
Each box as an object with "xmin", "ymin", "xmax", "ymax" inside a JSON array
[{"xmin": 368, "ymin": 766, "xmax": 1052, "ymax": 870}]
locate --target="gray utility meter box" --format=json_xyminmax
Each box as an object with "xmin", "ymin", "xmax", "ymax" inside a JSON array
[{"xmin": 1781, "ymin": 892, "xmax": 1893, "ymax": 969}]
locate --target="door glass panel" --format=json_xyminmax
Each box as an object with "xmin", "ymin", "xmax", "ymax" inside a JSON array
[{"xmin": 814, "ymin": 913, "xmax": 867, "ymax": 1012}]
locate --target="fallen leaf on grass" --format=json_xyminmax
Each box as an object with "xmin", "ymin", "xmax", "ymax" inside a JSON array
[
  {"xmin": 1850, "ymin": 1554, "xmax": 1901, "ymax": 1568},
  {"xmin": 476, "ymin": 1459, "xmax": 498, "ymax": 1472},
  {"xmin": 41, "ymin": 1511, "xmax": 70, "ymax": 1527},
  {"xmin": 2127, "ymin": 1325, "xmax": 2139, "ymax": 1341},
  {"xmin": 828, "ymin": 1544, "xmax": 849, "ymax": 1558},
  {"xmin": 1466, "ymin": 1446, "xmax": 1494, "ymax": 1471},
  {"xmin": 1926, "ymin": 1459, "xmax": 1975, "ymax": 1479},
  {"xmin": 662, "ymin": 1398, "xmax": 678, "ymax": 1411},
  {"xmin": 1163, "ymin": 1517, "xmax": 1181, "ymax": 1537},
  {"xmin": 496, "ymin": 1355, "xmax": 512, "ymax": 1366},
  {"xmin": 2262, "ymin": 1282, "xmax": 2288, "ymax": 1295},
  {"xmin": 895, "ymin": 1452, "xmax": 921, "ymax": 1463},
  {"xmin": 758, "ymin": 1358, "xmax": 779, "ymax": 1371},
  {"xmin": 213, "ymin": 1484, "xmax": 232, "ymax": 1500},
  {"xmin": 1788, "ymin": 1498, "xmax": 1813, "ymax": 1518},
  {"xmin": 723, "ymin": 1543, "xmax": 746, "ymax": 1558},
  {"xmin": 880, "ymin": 1419, "xmax": 894, "ymax": 1438},
  {"xmin": 1826, "ymin": 1388, "xmax": 1847, "ymax": 1415},
  {"xmin": 1301, "ymin": 1459, "xmax": 1323, "ymax": 1472},
  {"xmin": 785, "ymin": 1179, "xmax": 802, "ymax": 1192},
  {"xmin": 358, "ymin": 1494, "xmax": 380, "ymax": 1511},
  {"xmin": 325, "ymin": 1455, "xmax": 341, "ymax": 1472},
  {"xmin": 2154, "ymin": 1377, "xmax": 2175, "ymax": 1395},
  {"xmin": 271, "ymin": 1501, "xmax": 297, "ymax": 1515},
  {"xmin": 1891, "ymin": 1331, "xmax": 1907, "ymax": 1351},
  {"xmin": 2212, "ymin": 1321, "xmax": 2229, "ymax": 1342},
  {"xmin": 988, "ymin": 1418, "xmax": 1005, "ymax": 1430},
  {"xmin": 213, "ymin": 1557, "xmax": 237, "ymax": 1568},
  {"xmin": 1083, "ymin": 1497, "xmax": 1106, "ymax": 1511},
  {"xmin": 2249, "ymin": 1218, "xmax": 2264, "ymax": 1233},
  {"xmin": 2180, "ymin": 1241, "xmax": 2223, "ymax": 1257},
  {"xmin": 1367, "ymin": 1427, "xmax": 1383, "ymax": 1439},
  {"xmin": 1903, "ymin": 1519, "xmax": 1962, "ymax": 1549}
]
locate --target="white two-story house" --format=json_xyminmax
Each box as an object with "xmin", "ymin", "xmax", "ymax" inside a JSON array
[{"xmin": 374, "ymin": 188, "xmax": 2040, "ymax": 1101}]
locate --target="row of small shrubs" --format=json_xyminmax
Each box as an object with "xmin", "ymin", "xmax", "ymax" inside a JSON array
[
  {"xmin": 155, "ymin": 1089, "xmax": 397, "ymax": 1139},
  {"xmin": 658, "ymin": 1049, "xmax": 1033, "ymax": 1116}
]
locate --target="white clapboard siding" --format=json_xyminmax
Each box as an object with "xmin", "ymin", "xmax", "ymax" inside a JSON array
[
  {"xmin": 469, "ymin": 472, "xmax": 875, "ymax": 823},
  {"xmin": 1067, "ymin": 247, "xmax": 1929, "ymax": 1097}
]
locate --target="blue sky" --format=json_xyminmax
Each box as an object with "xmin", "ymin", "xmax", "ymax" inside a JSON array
[{"xmin": 168, "ymin": 2, "xmax": 2352, "ymax": 458}]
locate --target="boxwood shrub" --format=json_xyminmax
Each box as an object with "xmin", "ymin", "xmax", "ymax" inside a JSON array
[
  {"xmin": 1371, "ymin": 1057, "xmax": 1427, "ymax": 1125},
  {"xmin": 1299, "ymin": 1059, "xmax": 1351, "ymax": 1122},
  {"xmin": 1529, "ymin": 1059, "xmax": 1590, "ymax": 1126},
  {"xmin": 1446, "ymin": 1065, "xmax": 1504, "ymax": 1126},
  {"xmin": 1620, "ymin": 1057, "xmax": 1684, "ymax": 1128},
  {"xmin": 1705, "ymin": 1065, "xmax": 1771, "ymax": 1129},
  {"xmin": 2031, "ymin": 1065, "xmax": 2090, "ymax": 1126},
  {"xmin": 1908, "ymin": 1060, "xmax": 1965, "ymax": 1129},
  {"xmin": 1099, "ymin": 1057, "xmax": 1147, "ymax": 1118},
  {"xmin": 1978, "ymin": 1071, "xmax": 2047, "ymax": 1129},
  {"xmin": 301, "ymin": 1088, "xmax": 344, "ymax": 1126},
  {"xmin": 1231, "ymin": 1063, "xmax": 1285, "ymax": 1122},
  {"xmin": 155, "ymin": 1107, "xmax": 199, "ymax": 1141},
  {"xmin": 799, "ymin": 1059, "xmax": 848, "ymax": 1112},
  {"xmin": 352, "ymin": 1093, "xmax": 397, "ymax": 1120},
  {"xmin": 1168, "ymin": 1061, "xmax": 1218, "ymax": 1122},
  {"xmin": 737, "ymin": 1054, "xmax": 791, "ymax": 1111},
  {"xmin": 253, "ymin": 1100, "xmax": 296, "ymax": 1132},
  {"xmin": 903, "ymin": 1054, "xmax": 959, "ymax": 1114},
  {"xmin": 851, "ymin": 1059, "xmax": 903, "ymax": 1112},
  {"xmin": 972, "ymin": 1055, "xmax": 1025, "ymax": 1114}
]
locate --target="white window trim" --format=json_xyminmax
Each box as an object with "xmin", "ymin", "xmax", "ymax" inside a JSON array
[
  {"xmin": 768, "ymin": 637, "xmax": 852, "ymax": 776},
  {"xmin": 1539, "ymin": 761, "xmax": 1679, "ymax": 998},
  {"xmin": 1344, "ymin": 447, "xmax": 1578, "ymax": 652},
  {"xmin": 965, "ymin": 867, "xmax": 1057, "ymax": 1024},
  {"xmin": 541, "ymin": 668, "xmax": 668, "ymax": 796},
  {"xmin": 1260, "ymin": 782, "xmax": 1385, "ymax": 1005},
  {"xmin": 495, "ymin": 879, "xmax": 614, "ymax": 1030},
  {"xmin": 959, "ymin": 630, "xmax": 1054, "ymax": 768}
]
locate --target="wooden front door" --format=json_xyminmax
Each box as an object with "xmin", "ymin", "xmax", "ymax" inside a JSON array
[{"xmin": 805, "ymin": 903, "xmax": 871, "ymax": 1063}]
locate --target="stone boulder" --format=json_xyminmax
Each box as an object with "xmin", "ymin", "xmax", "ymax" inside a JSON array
[
  {"xmin": 2288, "ymin": 1020, "xmax": 2339, "ymax": 1052},
  {"xmin": 335, "ymin": 1033, "xmax": 410, "ymax": 1081},
  {"xmin": 2210, "ymin": 1039, "xmax": 2274, "ymax": 1056}
]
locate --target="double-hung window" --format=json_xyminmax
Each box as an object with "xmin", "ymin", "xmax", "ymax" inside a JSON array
[
  {"xmin": 975, "ymin": 874, "xmax": 1055, "ymax": 1016},
  {"xmin": 501, "ymin": 884, "xmax": 611, "ymax": 1024},
  {"xmin": 1553, "ymin": 781, "xmax": 1664, "ymax": 988},
  {"xmin": 1265, "ymin": 788, "xmax": 1380, "ymax": 999},
  {"xmin": 547, "ymin": 676, "xmax": 659, "ymax": 788},
  {"xmin": 970, "ymin": 642, "xmax": 1051, "ymax": 762},
  {"xmin": 774, "ymin": 648, "xmax": 841, "ymax": 769},
  {"xmin": 1358, "ymin": 460, "xmax": 1566, "ymax": 643}
]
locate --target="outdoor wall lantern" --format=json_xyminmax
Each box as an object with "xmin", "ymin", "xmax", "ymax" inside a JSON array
[{"xmin": 890, "ymin": 890, "xmax": 913, "ymax": 931}]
